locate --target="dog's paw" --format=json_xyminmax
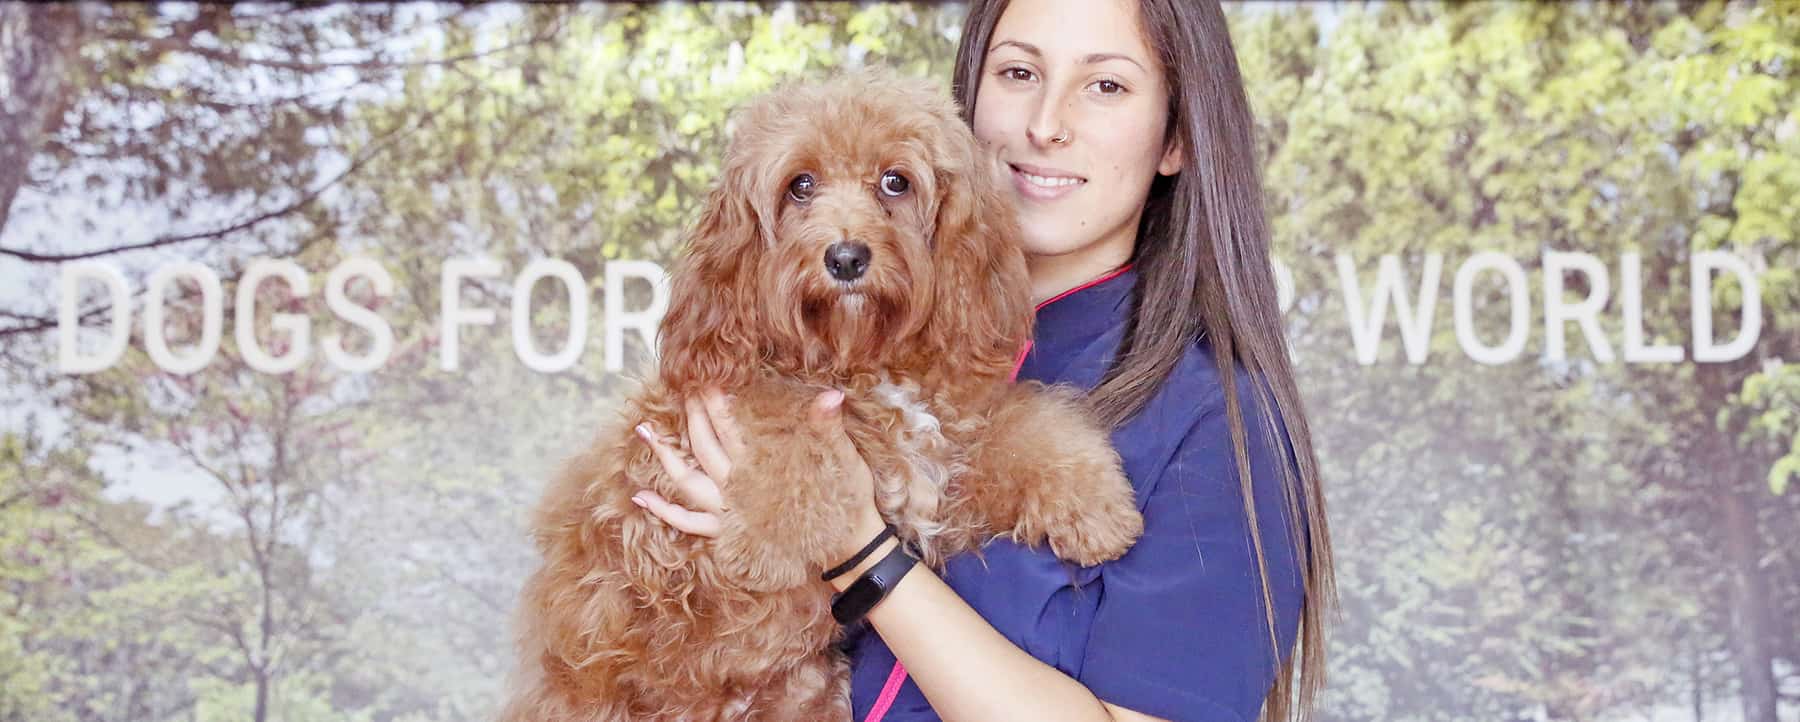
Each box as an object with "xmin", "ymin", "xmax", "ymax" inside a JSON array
[
  {"xmin": 1024, "ymin": 461, "xmax": 1143, "ymax": 567},
  {"xmin": 713, "ymin": 510, "xmax": 814, "ymax": 593}
]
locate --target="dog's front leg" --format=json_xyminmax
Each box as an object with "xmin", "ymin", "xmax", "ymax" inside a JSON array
[
  {"xmin": 948, "ymin": 382, "xmax": 1144, "ymax": 567},
  {"xmin": 707, "ymin": 383, "xmax": 863, "ymax": 592}
]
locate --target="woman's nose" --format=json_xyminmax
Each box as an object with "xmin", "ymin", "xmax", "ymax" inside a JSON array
[
  {"xmin": 1025, "ymin": 92, "xmax": 1072, "ymax": 150},
  {"xmin": 1026, "ymin": 123, "xmax": 1066, "ymax": 149}
]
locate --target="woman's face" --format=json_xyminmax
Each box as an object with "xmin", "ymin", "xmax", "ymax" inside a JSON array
[{"xmin": 972, "ymin": 0, "xmax": 1183, "ymax": 275}]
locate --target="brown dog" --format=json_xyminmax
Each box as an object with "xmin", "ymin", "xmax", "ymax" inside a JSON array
[{"xmin": 501, "ymin": 69, "xmax": 1143, "ymax": 722}]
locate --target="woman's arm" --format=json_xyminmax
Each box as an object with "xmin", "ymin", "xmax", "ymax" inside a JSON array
[
  {"xmin": 636, "ymin": 389, "xmax": 1167, "ymax": 722},
  {"xmin": 830, "ymin": 530, "xmax": 1166, "ymax": 722}
]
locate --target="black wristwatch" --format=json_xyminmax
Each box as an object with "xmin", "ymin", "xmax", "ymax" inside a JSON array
[{"xmin": 830, "ymin": 542, "xmax": 918, "ymax": 626}]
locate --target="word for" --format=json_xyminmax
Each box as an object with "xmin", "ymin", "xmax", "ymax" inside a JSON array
[{"xmin": 58, "ymin": 258, "xmax": 670, "ymax": 375}]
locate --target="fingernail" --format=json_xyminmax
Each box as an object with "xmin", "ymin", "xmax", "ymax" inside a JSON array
[
  {"xmin": 635, "ymin": 423, "xmax": 651, "ymax": 439},
  {"xmin": 630, "ymin": 494, "xmax": 648, "ymax": 508},
  {"xmin": 822, "ymin": 389, "xmax": 844, "ymax": 409}
]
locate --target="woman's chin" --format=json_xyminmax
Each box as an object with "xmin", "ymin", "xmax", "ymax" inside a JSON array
[{"xmin": 1016, "ymin": 229, "xmax": 1095, "ymax": 260}]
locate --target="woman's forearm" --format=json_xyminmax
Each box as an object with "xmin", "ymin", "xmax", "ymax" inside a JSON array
[{"xmin": 836, "ymin": 538, "xmax": 1118, "ymax": 722}]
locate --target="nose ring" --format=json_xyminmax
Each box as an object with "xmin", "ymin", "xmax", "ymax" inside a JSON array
[{"xmin": 1050, "ymin": 130, "xmax": 1069, "ymax": 144}]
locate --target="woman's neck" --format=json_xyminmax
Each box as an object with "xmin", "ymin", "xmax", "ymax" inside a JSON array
[{"xmin": 1026, "ymin": 242, "xmax": 1134, "ymax": 306}]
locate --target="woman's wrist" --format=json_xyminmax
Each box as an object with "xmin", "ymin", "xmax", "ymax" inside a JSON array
[
  {"xmin": 828, "ymin": 536, "xmax": 899, "ymax": 593},
  {"xmin": 837, "ymin": 507, "xmax": 886, "ymax": 557},
  {"xmin": 822, "ymin": 506, "xmax": 894, "ymax": 592},
  {"xmin": 854, "ymin": 504, "xmax": 885, "ymax": 537}
]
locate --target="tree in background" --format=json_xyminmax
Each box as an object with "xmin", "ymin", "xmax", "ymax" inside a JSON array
[
  {"xmin": 0, "ymin": 4, "xmax": 558, "ymax": 720},
  {"xmin": 0, "ymin": 3, "xmax": 559, "ymax": 337},
  {"xmin": 1237, "ymin": 2, "xmax": 1798, "ymax": 720}
]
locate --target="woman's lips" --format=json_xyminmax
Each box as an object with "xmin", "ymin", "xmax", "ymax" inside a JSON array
[{"xmin": 1009, "ymin": 162, "xmax": 1086, "ymax": 202}]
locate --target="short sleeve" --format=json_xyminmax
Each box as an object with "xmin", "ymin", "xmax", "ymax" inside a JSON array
[{"xmin": 1078, "ymin": 372, "xmax": 1308, "ymax": 722}]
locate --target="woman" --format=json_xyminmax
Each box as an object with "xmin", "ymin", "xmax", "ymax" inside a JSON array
[{"xmin": 631, "ymin": 0, "xmax": 1334, "ymax": 720}]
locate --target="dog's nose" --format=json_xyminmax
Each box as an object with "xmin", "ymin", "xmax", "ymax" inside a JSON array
[{"xmin": 824, "ymin": 241, "xmax": 872, "ymax": 282}]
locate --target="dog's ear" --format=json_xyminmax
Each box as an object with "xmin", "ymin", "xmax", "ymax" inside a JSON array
[
  {"xmin": 657, "ymin": 164, "xmax": 769, "ymax": 392},
  {"xmin": 924, "ymin": 127, "xmax": 1034, "ymax": 381}
]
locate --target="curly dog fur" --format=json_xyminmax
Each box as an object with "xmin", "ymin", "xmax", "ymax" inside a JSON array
[{"xmin": 501, "ymin": 69, "xmax": 1143, "ymax": 722}]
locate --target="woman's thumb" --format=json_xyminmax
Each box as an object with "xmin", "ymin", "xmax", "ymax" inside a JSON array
[
  {"xmin": 808, "ymin": 389, "xmax": 864, "ymax": 467},
  {"xmin": 807, "ymin": 389, "xmax": 846, "ymax": 429}
]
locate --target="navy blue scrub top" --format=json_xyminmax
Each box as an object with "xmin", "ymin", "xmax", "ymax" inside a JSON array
[{"xmin": 845, "ymin": 266, "xmax": 1307, "ymax": 722}]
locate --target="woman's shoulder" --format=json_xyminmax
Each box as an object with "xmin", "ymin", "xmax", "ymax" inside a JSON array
[
  {"xmin": 1134, "ymin": 336, "xmax": 1287, "ymax": 442},
  {"xmin": 1120, "ymin": 337, "xmax": 1302, "ymax": 514},
  {"xmin": 1076, "ymin": 342, "xmax": 1310, "ymax": 722}
]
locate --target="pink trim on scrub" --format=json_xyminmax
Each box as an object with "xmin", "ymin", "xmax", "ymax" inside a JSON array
[{"xmin": 862, "ymin": 261, "xmax": 1134, "ymax": 722}]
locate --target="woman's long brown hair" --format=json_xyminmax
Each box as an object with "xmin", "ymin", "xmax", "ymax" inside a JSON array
[{"xmin": 952, "ymin": 2, "xmax": 1337, "ymax": 720}]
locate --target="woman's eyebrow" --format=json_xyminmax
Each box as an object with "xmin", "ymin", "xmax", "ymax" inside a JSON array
[
  {"xmin": 988, "ymin": 39, "xmax": 1147, "ymax": 73},
  {"xmin": 1081, "ymin": 52, "xmax": 1146, "ymax": 72},
  {"xmin": 989, "ymin": 39, "xmax": 1043, "ymax": 57}
]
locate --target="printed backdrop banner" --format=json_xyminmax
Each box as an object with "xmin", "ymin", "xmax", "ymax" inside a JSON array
[{"xmin": 1, "ymin": 3, "xmax": 1796, "ymax": 721}]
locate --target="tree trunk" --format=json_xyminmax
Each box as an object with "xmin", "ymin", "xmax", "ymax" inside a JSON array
[
  {"xmin": 254, "ymin": 669, "xmax": 270, "ymax": 722},
  {"xmin": 1690, "ymin": 635, "xmax": 1704, "ymax": 722},
  {"xmin": 0, "ymin": 3, "xmax": 86, "ymax": 238},
  {"xmin": 1539, "ymin": 403, "xmax": 1595, "ymax": 722},
  {"xmin": 1697, "ymin": 361, "xmax": 1780, "ymax": 722},
  {"xmin": 1720, "ymin": 483, "xmax": 1778, "ymax": 722}
]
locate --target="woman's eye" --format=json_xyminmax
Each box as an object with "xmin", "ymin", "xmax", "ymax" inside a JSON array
[
  {"xmin": 1093, "ymin": 79, "xmax": 1126, "ymax": 95},
  {"xmin": 999, "ymin": 67, "xmax": 1035, "ymax": 83},
  {"xmin": 788, "ymin": 174, "xmax": 815, "ymax": 202},
  {"xmin": 880, "ymin": 170, "xmax": 910, "ymax": 197}
]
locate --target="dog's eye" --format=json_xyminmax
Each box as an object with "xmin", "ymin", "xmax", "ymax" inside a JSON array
[
  {"xmin": 879, "ymin": 170, "xmax": 910, "ymax": 197},
  {"xmin": 788, "ymin": 174, "xmax": 815, "ymax": 203}
]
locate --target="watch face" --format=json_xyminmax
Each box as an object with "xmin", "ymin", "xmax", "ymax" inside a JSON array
[
  {"xmin": 846, "ymin": 577, "xmax": 880, "ymax": 603},
  {"xmin": 830, "ymin": 547, "xmax": 918, "ymax": 625},
  {"xmin": 832, "ymin": 578, "xmax": 882, "ymax": 625}
]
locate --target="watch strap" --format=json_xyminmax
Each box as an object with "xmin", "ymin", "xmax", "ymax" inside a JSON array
[
  {"xmin": 821, "ymin": 524, "xmax": 897, "ymax": 582},
  {"xmin": 831, "ymin": 541, "xmax": 918, "ymax": 626}
]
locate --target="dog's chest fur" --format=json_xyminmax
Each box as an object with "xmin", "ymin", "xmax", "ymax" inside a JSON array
[{"xmin": 859, "ymin": 374, "xmax": 973, "ymax": 557}]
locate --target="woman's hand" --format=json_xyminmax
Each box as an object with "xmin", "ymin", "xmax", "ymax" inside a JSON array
[
  {"xmin": 630, "ymin": 390, "xmax": 740, "ymax": 537},
  {"xmin": 632, "ymin": 388, "xmax": 888, "ymax": 567}
]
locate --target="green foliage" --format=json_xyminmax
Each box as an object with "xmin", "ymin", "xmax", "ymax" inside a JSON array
[{"xmin": 1236, "ymin": 2, "xmax": 1799, "ymax": 719}]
